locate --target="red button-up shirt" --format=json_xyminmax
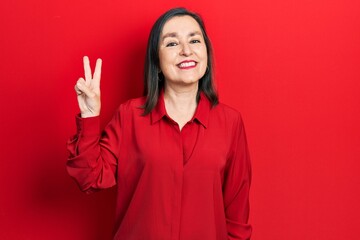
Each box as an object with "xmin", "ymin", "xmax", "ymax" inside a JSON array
[{"xmin": 67, "ymin": 91, "xmax": 252, "ymax": 240}]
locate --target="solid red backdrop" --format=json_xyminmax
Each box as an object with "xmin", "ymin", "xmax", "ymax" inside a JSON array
[{"xmin": 0, "ymin": 0, "xmax": 359, "ymax": 239}]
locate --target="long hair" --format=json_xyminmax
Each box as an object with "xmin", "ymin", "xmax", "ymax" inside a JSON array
[{"xmin": 143, "ymin": 7, "xmax": 218, "ymax": 115}]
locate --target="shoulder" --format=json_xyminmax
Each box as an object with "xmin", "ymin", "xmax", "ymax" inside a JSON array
[
  {"xmin": 211, "ymin": 102, "xmax": 244, "ymax": 124},
  {"xmin": 108, "ymin": 96, "xmax": 147, "ymax": 123},
  {"xmin": 116, "ymin": 96, "xmax": 146, "ymax": 114}
]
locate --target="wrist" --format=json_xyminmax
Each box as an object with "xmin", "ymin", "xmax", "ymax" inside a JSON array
[{"xmin": 81, "ymin": 112, "xmax": 100, "ymax": 118}]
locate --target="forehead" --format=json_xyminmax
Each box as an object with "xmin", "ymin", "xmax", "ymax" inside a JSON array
[{"xmin": 161, "ymin": 15, "xmax": 202, "ymax": 36}]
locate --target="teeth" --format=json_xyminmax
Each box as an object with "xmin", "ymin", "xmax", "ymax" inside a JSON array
[{"xmin": 179, "ymin": 62, "xmax": 196, "ymax": 68}]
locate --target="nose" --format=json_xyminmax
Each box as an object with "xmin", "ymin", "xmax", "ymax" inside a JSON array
[{"xmin": 180, "ymin": 42, "xmax": 193, "ymax": 56}]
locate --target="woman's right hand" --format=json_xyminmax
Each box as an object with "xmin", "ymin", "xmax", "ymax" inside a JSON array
[{"xmin": 75, "ymin": 56, "xmax": 102, "ymax": 118}]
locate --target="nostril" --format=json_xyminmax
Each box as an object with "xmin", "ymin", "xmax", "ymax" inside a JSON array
[{"xmin": 180, "ymin": 47, "xmax": 193, "ymax": 56}]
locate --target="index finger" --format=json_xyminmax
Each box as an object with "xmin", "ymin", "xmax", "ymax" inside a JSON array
[{"xmin": 83, "ymin": 56, "xmax": 92, "ymax": 84}]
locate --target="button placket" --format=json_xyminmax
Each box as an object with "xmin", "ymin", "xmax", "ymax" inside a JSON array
[{"xmin": 171, "ymin": 126, "xmax": 184, "ymax": 240}]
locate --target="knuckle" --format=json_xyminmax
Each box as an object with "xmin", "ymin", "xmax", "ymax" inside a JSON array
[{"xmin": 76, "ymin": 81, "xmax": 83, "ymax": 88}]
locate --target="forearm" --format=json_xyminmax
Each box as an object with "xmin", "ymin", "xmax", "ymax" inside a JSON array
[
  {"xmin": 224, "ymin": 114, "xmax": 252, "ymax": 239},
  {"xmin": 66, "ymin": 115, "xmax": 117, "ymax": 193}
]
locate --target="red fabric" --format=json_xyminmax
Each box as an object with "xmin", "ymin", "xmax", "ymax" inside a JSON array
[
  {"xmin": 180, "ymin": 121, "xmax": 199, "ymax": 165},
  {"xmin": 67, "ymin": 91, "xmax": 252, "ymax": 240}
]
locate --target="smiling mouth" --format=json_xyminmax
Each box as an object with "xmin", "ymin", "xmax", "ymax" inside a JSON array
[{"xmin": 177, "ymin": 61, "xmax": 197, "ymax": 69}]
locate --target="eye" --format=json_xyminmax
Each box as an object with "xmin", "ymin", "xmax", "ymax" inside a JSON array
[
  {"xmin": 190, "ymin": 39, "xmax": 201, "ymax": 44},
  {"xmin": 166, "ymin": 42, "xmax": 178, "ymax": 47}
]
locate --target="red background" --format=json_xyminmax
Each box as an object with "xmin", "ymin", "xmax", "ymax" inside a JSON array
[{"xmin": 1, "ymin": 0, "xmax": 359, "ymax": 239}]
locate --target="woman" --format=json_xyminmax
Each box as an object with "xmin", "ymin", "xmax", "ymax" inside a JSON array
[{"xmin": 67, "ymin": 7, "xmax": 252, "ymax": 240}]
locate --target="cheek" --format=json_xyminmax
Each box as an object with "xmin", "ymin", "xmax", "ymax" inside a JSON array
[
  {"xmin": 201, "ymin": 47, "xmax": 208, "ymax": 61},
  {"xmin": 199, "ymin": 54, "xmax": 208, "ymax": 76},
  {"xmin": 199, "ymin": 49, "xmax": 208, "ymax": 66},
  {"xmin": 159, "ymin": 59, "xmax": 168, "ymax": 74},
  {"xmin": 195, "ymin": 46, "xmax": 208, "ymax": 62},
  {"xmin": 159, "ymin": 51, "xmax": 176, "ymax": 69}
]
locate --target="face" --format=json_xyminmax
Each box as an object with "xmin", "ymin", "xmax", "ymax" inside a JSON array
[{"xmin": 158, "ymin": 15, "xmax": 208, "ymax": 87}]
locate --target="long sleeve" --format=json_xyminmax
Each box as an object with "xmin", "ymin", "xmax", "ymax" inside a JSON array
[
  {"xmin": 223, "ymin": 114, "xmax": 252, "ymax": 240},
  {"xmin": 66, "ymin": 108, "xmax": 122, "ymax": 194}
]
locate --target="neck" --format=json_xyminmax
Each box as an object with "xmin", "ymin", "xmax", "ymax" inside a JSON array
[
  {"xmin": 163, "ymin": 82, "xmax": 199, "ymax": 130},
  {"xmin": 164, "ymin": 83, "xmax": 198, "ymax": 110}
]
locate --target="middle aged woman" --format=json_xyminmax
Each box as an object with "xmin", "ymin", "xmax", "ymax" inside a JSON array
[{"xmin": 67, "ymin": 7, "xmax": 252, "ymax": 240}]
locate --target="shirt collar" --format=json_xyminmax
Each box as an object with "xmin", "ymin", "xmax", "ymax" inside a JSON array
[{"xmin": 150, "ymin": 89, "xmax": 210, "ymax": 128}]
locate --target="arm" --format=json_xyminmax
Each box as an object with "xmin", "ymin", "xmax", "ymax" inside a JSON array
[
  {"xmin": 66, "ymin": 56, "xmax": 118, "ymax": 193},
  {"xmin": 66, "ymin": 112, "xmax": 120, "ymax": 193},
  {"xmin": 223, "ymin": 115, "xmax": 252, "ymax": 239}
]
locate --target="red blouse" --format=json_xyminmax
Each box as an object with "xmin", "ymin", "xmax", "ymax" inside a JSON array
[{"xmin": 67, "ymin": 91, "xmax": 252, "ymax": 240}]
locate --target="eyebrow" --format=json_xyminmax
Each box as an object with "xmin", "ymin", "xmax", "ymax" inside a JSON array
[{"xmin": 161, "ymin": 31, "xmax": 202, "ymax": 41}]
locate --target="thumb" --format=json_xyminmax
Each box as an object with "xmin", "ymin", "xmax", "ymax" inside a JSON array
[{"xmin": 75, "ymin": 78, "xmax": 96, "ymax": 98}]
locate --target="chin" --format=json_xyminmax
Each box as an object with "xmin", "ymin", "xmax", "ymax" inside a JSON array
[
  {"xmin": 165, "ymin": 75, "xmax": 202, "ymax": 86},
  {"xmin": 171, "ymin": 79, "xmax": 199, "ymax": 87}
]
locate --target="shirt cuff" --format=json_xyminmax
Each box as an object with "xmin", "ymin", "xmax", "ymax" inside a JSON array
[{"xmin": 75, "ymin": 114, "xmax": 100, "ymax": 137}]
